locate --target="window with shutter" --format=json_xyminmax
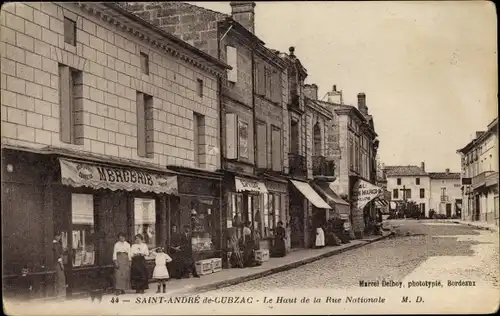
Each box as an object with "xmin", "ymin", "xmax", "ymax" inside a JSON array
[
  {"xmin": 271, "ymin": 127, "xmax": 282, "ymax": 172},
  {"xmin": 265, "ymin": 67, "xmax": 272, "ymax": 100},
  {"xmin": 256, "ymin": 122, "xmax": 267, "ymax": 168},
  {"xmin": 226, "ymin": 46, "xmax": 237, "ymax": 82}
]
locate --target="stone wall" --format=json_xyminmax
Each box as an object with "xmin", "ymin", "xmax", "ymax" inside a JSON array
[{"xmin": 1, "ymin": 2, "xmax": 221, "ymax": 170}]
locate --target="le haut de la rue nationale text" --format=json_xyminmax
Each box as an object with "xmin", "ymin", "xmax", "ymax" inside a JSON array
[{"xmin": 133, "ymin": 295, "xmax": 386, "ymax": 305}]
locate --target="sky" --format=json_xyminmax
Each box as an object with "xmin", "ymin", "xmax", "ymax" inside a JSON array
[{"xmin": 191, "ymin": 1, "xmax": 497, "ymax": 172}]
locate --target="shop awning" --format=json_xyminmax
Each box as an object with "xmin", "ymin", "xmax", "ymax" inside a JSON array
[
  {"xmin": 374, "ymin": 198, "xmax": 387, "ymax": 208},
  {"xmin": 312, "ymin": 181, "xmax": 350, "ymax": 206},
  {"xmin": 290, "ymin": 180, "xmax": 331, "ymax": 209},
  {"xmin": 235, "ymin": 177, "xmax": 268, "ymax": 193},
  {"xmin": 59, "ymin": 158, "xmax": 178, "ymax": 194}
]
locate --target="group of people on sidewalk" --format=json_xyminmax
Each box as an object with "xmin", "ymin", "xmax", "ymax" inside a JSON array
[
  {"xmin": 50, "ymin": 221, "xmax": 289, "ymax": 298},
  {"xmin": 229, "ymin": 221, "xmax": 287, "ymax": 268},
  {"xmin": 112, "ymin": 225, "xmax": 200, "ymax": 295}
]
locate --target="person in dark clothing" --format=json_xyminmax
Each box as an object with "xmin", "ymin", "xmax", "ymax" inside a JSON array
[
  {"xmin": 176, "ymin": 225, "xmax": 200, "ymax": 278},
  {"xmin": 168, "ymin": 225, "xmax": 183, "ymax": 279},
  {"xmin": 272, "ymin": 221, "xmax": 286, "ymax": 257},
  {"xmin": 130, "ymin": 234, "xmax": 149, "ymax": 294},
  {"xmin": 53, "ymin": 231, "xmax": 66, "ymax": 300},
  {"xmin": 241, "ymin": 221, "xmax": 257, "ymax": 267}
]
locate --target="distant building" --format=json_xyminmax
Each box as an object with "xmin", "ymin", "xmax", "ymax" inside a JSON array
[
  {"xmin": 457, "ymin": 117, "xmax": 498, "ymax": 226},
  {"xmin": 428, "ymin": 170, "xmax": 462, "ymax": 218},
  {"xmin": 385, "ymin": 163, "xmax": 431, "ymax": 216}
]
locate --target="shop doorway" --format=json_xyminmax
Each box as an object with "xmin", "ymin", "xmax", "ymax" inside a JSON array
[
  {"xmin": 474, "ymin": 195, "xmax": 480, "ymax": 221},
  {"xmin": 289, "ymin": 191, "xmax": 304, "ymax": 249},
  {"xmin": 445, "ymin": 203, "xmax": 452, "ymax": 218}
]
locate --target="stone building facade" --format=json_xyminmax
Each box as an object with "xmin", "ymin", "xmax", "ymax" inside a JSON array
[
  {"xmin": 122, "ymin": 2, "xmax": 293, "ymax": 255},
  {"xmin": 318, "ymin": 89, "xmax": 380, "ymax": 238},
  {"xmin": 457, "ymin": 117, "xmax": 499, "ymax": 226},
  {"xmin": 1, "ymin": 2, "xmax": 228, "ymax": 298}
]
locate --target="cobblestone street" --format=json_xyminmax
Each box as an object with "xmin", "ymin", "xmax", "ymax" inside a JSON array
[{"xmin": 206, "ymin": 220, "xmax": 499, "ymax": 292}]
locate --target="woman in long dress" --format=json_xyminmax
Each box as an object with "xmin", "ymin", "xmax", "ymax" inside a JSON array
[
  {"xmin": 53, "ymin": 232, "xmax": 66, "ymax": 300},
  {"xmin": 130, "ymin": 234, "xmax": 149, "ymax": 294},
  {"xmin": 113, "ymin": 232, "xmax": 131, "ymax": 295},
  {"xmin": 242, "ymin": 222, "xmax": 256, "ymax": 267},
  {"xmin": 315, "ymin": 226, "xmax": 325, "ymax": 248},
  {"xmin": 272, "ymin": 221, "xmax": 286, "ymax": 257}
]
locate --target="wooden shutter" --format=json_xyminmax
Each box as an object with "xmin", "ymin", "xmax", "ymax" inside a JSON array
[
  {"xmin": 59, "ymin": 65, "xmax": 72, "ymax": 143},
  {"xmin": 226, "ymin": 46, "xmax": 237, "ymax": 82},
  {"xmin": 271, "ymin": 127, "xmax": 282, "ymax": 172},
  {"xmin": 225, "ymin": 113, "xmax": 238, "ymax": 159},
  {"xmin": 256, "ymin": 122, "xmax": 267, "ymax": 168},
  {"xmin": 136, "ymin": 92, "xmax": 146, "ymax": 157}
]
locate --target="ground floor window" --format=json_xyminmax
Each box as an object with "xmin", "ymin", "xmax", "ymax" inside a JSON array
[
  {"xmin": 190, "ymin": 199, "xmax": 217, "ymax": 252},
  {"xmin": 262, "ymin": 193, "xmax": 281, "ymax": 238},
  {"xmin": 71, "ymin": 193, "xmax": 95, "ymax": 267},
  {"xmin": 134, "ymin": 197, "xmax": 157, "ymax": 259}
]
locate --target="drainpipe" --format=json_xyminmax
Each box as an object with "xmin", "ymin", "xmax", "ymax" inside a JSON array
[
  {"xmin": 216, "ymin": 22, "xmax": 226, "ymax": 266},
  {"xmin": 252, "ymin": 50, "xmax": 257, "ymax": 175}
]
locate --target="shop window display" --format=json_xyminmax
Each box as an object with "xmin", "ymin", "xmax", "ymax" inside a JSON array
[
  {"xmin": 134, "ymin": 198, "xmax": 157, "ymax": 260},
  {"xmin": 71, "ymin": 194, "xmax": 95, "ymax": 267},
  {"xmin": 190, "ymin": 200, "xmax": 216, "ymax": 252}
]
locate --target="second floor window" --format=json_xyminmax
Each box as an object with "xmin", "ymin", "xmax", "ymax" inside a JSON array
[
  {"xmin": 416, "ymin": 178, "xmax": 420, "ymax": 185},
  {"xmin": 238, "ymin": 120, "xmax": 249, "ymax": 159},
  {"xmin": 420, "ymin": 188, "xmax": 425, "ymax": 198},
  {"xmin": 397, "ymin": 178, "xmax": 401, "ymax": 185},
  {"xmin": 64, "ymin": 17, "xmax": 76, "ymax": 46}
]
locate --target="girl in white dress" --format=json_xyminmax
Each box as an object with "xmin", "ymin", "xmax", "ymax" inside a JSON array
[{"xmin": 153, "ymin": 247, "xmax": 172, "ymax": 293}]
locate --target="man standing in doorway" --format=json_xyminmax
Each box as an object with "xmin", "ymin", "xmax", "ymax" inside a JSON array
[{"xmin": 177, "ymin": 225, "xmax": 200, "ymax": 278}]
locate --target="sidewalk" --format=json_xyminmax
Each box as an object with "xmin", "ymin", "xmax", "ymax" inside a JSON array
[
  {"xmin": 433, "ymin": 219, "xmax": 498, "ymax": 232},
  {"xmin": 69, "ymin": 231, "xmax": 393, "ymax": 302}
]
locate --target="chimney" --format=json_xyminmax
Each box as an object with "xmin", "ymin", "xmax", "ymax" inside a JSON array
[
  {"xmin": 327, "ymin": 85, "xmax": 343, "ymax": 104},
  {"xmin": 230, "ymin": 2, "xmax": 256, "ymax": 34},
  {"xmin": 304, "ymin": 84, "xmax": 318, "ymax": 100},
  {"xmin": 357, "ymin": 93, "xmax": 367, "ymax": 114},
  {"xmin": 445, "ymin": 168, "xmax": 450, "ymax": 174},
  {"xmin": 421, "ymin": 161, "xmax": 425, "ymax": 172}
]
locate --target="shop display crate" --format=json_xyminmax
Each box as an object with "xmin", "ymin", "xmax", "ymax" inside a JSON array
[
  {"xmin": 211, "ymin": 258, "xmax": 222, "ymax": 273},
  {"xmin": 254, "ymin": 249, "xmax": 269, "ymax": 262},
  {"xmin": 195, "ymin": 259, "xmax": 213, "ymax": 276}
]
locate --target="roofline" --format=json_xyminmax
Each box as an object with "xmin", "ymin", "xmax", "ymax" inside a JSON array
[
  {"xmin": 457, "ymin": 117, "xmax": 498, "ymax": 153},
  {"xmin": 102, "ymin": 2, "xmax": 231, "ymax": 71},
  {"xmin": 305, "ymin": 98, "xmax": 333, "ymax": 119}
]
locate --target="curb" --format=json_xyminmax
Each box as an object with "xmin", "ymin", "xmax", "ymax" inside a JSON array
[
  {"xmin": 176, "ymin": 233, "xmax": 394, "ymax": 296},
  {"xmin": 433, "ymin": 219, "xmax": 498, "ymax": 232}
]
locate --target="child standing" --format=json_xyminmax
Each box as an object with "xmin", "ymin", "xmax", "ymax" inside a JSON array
[{"xmin": 153, "ymin": 247, "xmax": 172, "ymax": 293}]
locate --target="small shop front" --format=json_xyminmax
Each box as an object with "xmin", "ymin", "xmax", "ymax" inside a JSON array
[
  {"xmin": 223, "ymin": 175, "xmax": 268, "ymax": 266},
  {"xmin": 166, "ymin": 166, "xmax": 224, "ymax": 266},
  {"xmin": 263, "ymin": 178, "xmax": 289, "ymax": 252},
  {"xmin": 2, "ymin": 147, "xmax": 180, "ymax": 298},
  {"xmin": 351, "ymin": 178, "xmax": 385, "ymax": 238},
  {"xmin": 289, "ymin": 180, "xmax": 331, "ymax": 248}
]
